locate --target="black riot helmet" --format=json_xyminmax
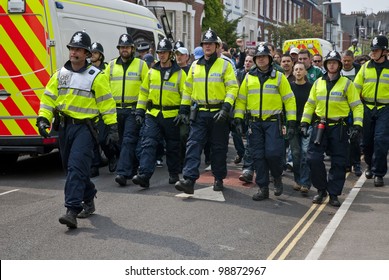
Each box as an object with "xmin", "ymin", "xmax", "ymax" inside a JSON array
[
  {"xmin": 156, "ymin": 38, "xmax": 173, "ymax": 53},
  {"xmin": 116, "ymin": 33, "xmax": 135, "ymax": 49},
  {"xmin": 173, "ymin": 40, "xmax": 185, "ymax": 51},
  {"xmin": 323, "ymin": 50, "xmax": 343, "ymax": 71},
  {"xmin": 67, "ymin": 31, "xmax": 91, "ymax": 53},
  {"xmin": 370, "ymin": 35, "xmax": 388, "ymax": 51},
  {"xmin": 200, "ymin": 28, "xmax": 219, "ymax": 46}
]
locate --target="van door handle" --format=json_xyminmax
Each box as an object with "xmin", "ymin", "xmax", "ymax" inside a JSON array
[{"xmin": 0, "ymin": 90, "xmax": 11, "ymax": 100}]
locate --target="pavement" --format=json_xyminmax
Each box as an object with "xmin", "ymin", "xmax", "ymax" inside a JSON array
[{"xmin": 306, "ymin": 173, "xmax": 389, "ymax": 260}]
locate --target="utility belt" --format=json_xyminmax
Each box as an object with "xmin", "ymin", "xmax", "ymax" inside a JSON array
[
  {"xmin": 59, "ymin": 114, "xmax": 99, "ymax": 143},
  {"xmin": 197, "ymin": 103, "xmax": 223, "ymax": 110},
  {"xmin": 314, "ymin": 117, "xmax": 346, "ymax": 144},
  {"xmin": 316, "ymin": 117, "xmax": 345, "ymax": 126},
  {"xmin": 116, "ymin": 102, "xmax": 137, "ymax": 109},
  {"xmin": 151, "ymin": 104, "xmax": 180, "ymax": 111},
  {"xmin": 60, "ymin": 115, "xmax": 96, "ymax": 125},
  {"xmin": 249, "ymin": 115, "xmax": 278, "ymax": 122}
]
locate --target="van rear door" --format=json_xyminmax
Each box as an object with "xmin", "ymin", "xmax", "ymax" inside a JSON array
[{"xmin": 0, "ymin": 0, "xmax": 56, "ymax": 155}]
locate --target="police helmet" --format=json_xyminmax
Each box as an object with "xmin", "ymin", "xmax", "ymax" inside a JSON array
[
  {"xmin": 137, "ymin": 41, "xmax": 150, "ymax": 52},
  {"xmin": 174, "ymin": 40, "xmax": 185, "ymax": 51},
  {"xmin": 200, "ymin": 28, "xmax": 219, "ymax": 46},
  {"xmin": 91, "ymin": 42, "xmax": 104, "ymax": 55},
  {"xmin": 67, "ymin": 31, "xmax": 91, "ymax": 52},
  {"xmin": 323, "ymin": 50, "xmax": 343, "ymax": 71},
  {"xmin": 117, "ymin": 33, "xmax": 135, "ymax": 49},
  {"xmin": 370, "ymin": 35, "xmax": 388, "ymax": 50},
  {"xmin": 254, "ymin": 44, "xmax": 272, "ymax": 58},
  {"xmin": 351, "ymin": 38, "xmax": 358, "ymax": 44},
  {"xmin": 156, "ymin": 38, "xmax": 173, "ymax": 53}
]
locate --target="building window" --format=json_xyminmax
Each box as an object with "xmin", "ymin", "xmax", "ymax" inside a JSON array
[
  {"xmin": 182, "ymin": 13, "xmax": 189, "ymax": 46},
  {"xmin": 166, "ymin": 11, "xmax": 175, "ymax": 35},
  {"xmin": 273, "ymin": 0, "xmax": 276, "ymax": 20}
]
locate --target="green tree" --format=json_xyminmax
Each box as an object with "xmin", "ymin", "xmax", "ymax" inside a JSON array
[
  {"xmin": 266, "ymin": 19, "xmax": 323, "ymax": 48},
  {"xmin": 202, "ymin": 0, "xmax": 243, "ymax": 48}
]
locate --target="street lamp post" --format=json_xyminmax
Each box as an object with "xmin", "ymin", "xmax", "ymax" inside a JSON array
[{"xmin": 322, "ymin": 2, "xmax": 331, "ymax": 40}]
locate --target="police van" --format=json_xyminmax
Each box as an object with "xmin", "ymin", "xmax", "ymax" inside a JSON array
[
  {"xmin": 0, "ymin": 0, "xmax": 165, "ymax": 168},
  {"xmin": 283, "ymin": 38, "xmax": 334, "ymax": 56}
]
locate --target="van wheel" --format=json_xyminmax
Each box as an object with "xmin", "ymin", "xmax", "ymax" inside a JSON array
[{"xmin": 0, "ymin": 153, "xmax": 19, "ymax": 171}]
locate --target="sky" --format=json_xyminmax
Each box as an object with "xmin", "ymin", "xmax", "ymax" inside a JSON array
[{"xmin": 337, "ymin": 0, "xmax": 389, "ymax": 14}]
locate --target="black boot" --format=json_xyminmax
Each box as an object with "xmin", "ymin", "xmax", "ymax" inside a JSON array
[
  {"xmin": 374, "ymin": 176, "xmax": 384, "ymax": 187},
  {"xmin": 77, "ymin": 200, "xmax": 96, "ymax": 218},
  {"xmin": 239, "ymin": 172, "xmax": 253, "ymax": 183},
  {"xmin": 213, "ymin": 179, "xmax": 224, "ymax": 191},
  {"xmin": 59, "ymin": 209, "xmax": 78, "ymax": 228},
  {"xmin": 329, "ymin": 195, "xmax": 341, "ymax": 207},
  {"xmin": 252, "ymin": 188, "xmax": 269, "ymax": 201},
  {"xmin": 353, "ymin": 163, "xmax": 362, "ymax": 177},
  {"xmin": 168, "ymin": 174, "xmax": 180, "ymax": 184},
  {"xmin": 175, "ymin": 179, "xmax": 195, "ymax": 194},
  {"xmin": 273, "ymin": 177, "xmax": 283, "ymax": 196},
  {"xmin": 132, "ymin": 174, "xmax": 150, "ymax": 188},
  {"xmin": 115, "ymin": 175, "xmax": 127, "ymax": 186},
  {"xmin": 365, "ymin": 166, "xmax": 373, "ymax": 179},
  {"xmin": 312, "ymin": 189, "xmax": 327, "ymax": 204}
]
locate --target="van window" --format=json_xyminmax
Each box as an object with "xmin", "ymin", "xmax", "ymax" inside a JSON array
[{"xmin": 127, "ymin": 27, "xmax": 155, "ymax": 52}]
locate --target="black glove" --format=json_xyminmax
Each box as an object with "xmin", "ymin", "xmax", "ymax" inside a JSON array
[
  {"xmin": 232, "ymin": 118, "xmax": 243, "ymax": 136},
  {"xmin": 36, "ymin": 117, "xmax": 50, "ymax": 138},
  {"xmin": 349, "ymin": 125, "xmax": 362, "ymax": 141},
  {"xmin": 287, "ymin": 120, "xmax": 296, "ymax": 139},
  {"xmin": 213, "ymin": 103, "xmax": 231, "ymax": 124},
  {"xmin": 173, "ymin": 114, "xmax": 189, "ymax": 126},
  {"xmin": 300, "ymin": 122, "xmax": 310, "ymax": 138},
  {"xmin": 106, "ymin": 124, "xmax": 119, "ymax": 146},
  {"xmin": 135, "ymin": 109, "xmax": 145, "ymax": 126}
]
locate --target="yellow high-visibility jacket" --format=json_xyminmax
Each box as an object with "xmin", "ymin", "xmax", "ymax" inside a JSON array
[
  {"xmin": 302, "ymin": 75, "xmax": 363, "ymax": 126},
  {"xmin": 106, "ymin": 57, "xmax": 149, "ymax": 107},
  {"xmin": 234, "ymin": 68, "xmax": 296, "ymax": 121},
  {"xmin": 354, "ymin": 60, "xmax": 389, "ymax": 110},
  {"xmin": 181, "ymin": 56, "xmax": 238, "ymax": 110},
  {"xmin": 137, "ymin": 61, "xmax": 186, "ymax": 118},
  {"xmin": 39, "ymin": 62, "xmax": 117, "ymax": 125}
]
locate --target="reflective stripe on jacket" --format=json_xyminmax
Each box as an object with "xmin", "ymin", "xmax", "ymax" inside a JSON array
[
  {"xmin": 39, "ymin": 64, "xmax": 117, "ymax": 125},
  {"xmin": 302, "ymin": 76, "xmax": 363, "ymax": 126}
]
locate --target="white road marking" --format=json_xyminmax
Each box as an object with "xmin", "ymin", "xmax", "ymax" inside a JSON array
[
  {"xmin": 175, "ymin": 186, "xmax": 225, "ymax": 201},
  {"xmin": 0, "ymin": 189, "xmax": 20, "ymax": 196},
  {"xmin": 305, "ymin": 174, "xmax": 367, "ymax": 260}
]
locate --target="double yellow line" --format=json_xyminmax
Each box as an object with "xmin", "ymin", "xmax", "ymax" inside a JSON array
[
  {"xmin": 267, "ymin": 172, "xmax": 351, "ymax": 259},
  {"xmin": 267, "ymin": 197, "xmax": 329, "ymax": 260}
]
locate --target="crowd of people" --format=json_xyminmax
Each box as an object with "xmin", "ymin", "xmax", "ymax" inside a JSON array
[{"xmin": 36, "ymin": 29, "xmax": 389, "ymax": 229}]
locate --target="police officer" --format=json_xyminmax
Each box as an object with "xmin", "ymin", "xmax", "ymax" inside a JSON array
[
  {"xmin": 354, "ymin": 35, "xmax": 389, "ymax": 186},
  {"xmin": 106, "ymin": 34, "xmax": 149, "ymax": 186},
  {"xmin": 90, "ymin": 42, "xmax": 107, "ymax": 70},
  {"xmin": 301, "ymin": 50, "xmax": 363, "ymax": 207},
  {"xmin": 348, "ymin": 38, "xmax": 362, "ymax": 56},
  {"xmin": 132, "ymin": 38, "xmax": 187, "ymax": 188},
  {"xmin": 174, "ymin": 28, "xmax": 239, "ymax": 194},
  {"xmin": 36, "ymin": 31, "xmax": 119, "ymax": 228},
  {"xmin": 233, "ymin": 44, "xmax": 297, "ymax": 201}
]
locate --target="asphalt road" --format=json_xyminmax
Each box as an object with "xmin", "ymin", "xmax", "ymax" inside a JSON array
[{"xmin": 0, "ymin": 142, "xmax": 364, "ymax": 260}]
